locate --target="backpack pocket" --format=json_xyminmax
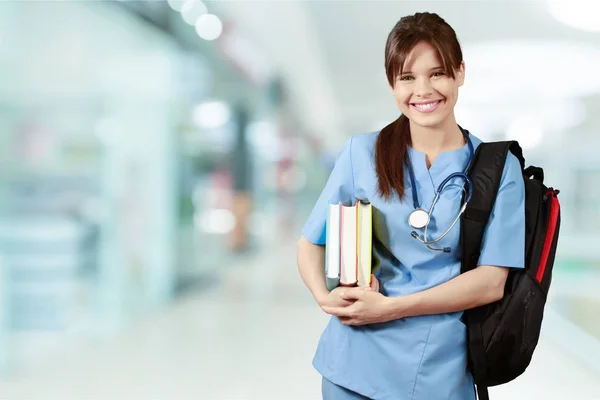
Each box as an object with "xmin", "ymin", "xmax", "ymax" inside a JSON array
[{"xmin": 483, "ymin": 273, "xmax": 546, "ymax": 385}]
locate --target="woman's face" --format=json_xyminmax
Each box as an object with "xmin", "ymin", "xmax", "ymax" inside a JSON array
[{"xmin": 391, "ymin": 41, "xmax": 464, "ymax": 130}]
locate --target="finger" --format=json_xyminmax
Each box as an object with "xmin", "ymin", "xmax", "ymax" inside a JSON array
[
  {"xmin": 342, "ymin": 319, "xmax": 368, "ymax": 326},
  {"xmin": 337, "ymin": 300, "xmax": 353, "ymax": 307},
  {"xmin": 321, "ymin": 305, "xmax": 354, "ymax": 317},
  {"xmin": 341, "ymin": 317, "xmax": 370, "ymax": 326}
]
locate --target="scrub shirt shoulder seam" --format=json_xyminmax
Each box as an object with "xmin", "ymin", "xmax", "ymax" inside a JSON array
[{"xmin": 409, "ymin": 323, "xmax": 433, "ymax": 400}]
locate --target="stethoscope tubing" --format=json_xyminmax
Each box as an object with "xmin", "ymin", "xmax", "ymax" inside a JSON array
[{"xmin": 406, "ymin": 128, "xmax": 474, "ymax": 251}]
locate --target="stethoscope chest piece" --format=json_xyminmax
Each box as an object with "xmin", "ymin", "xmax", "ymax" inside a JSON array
[{"xmin": 408, "ymin": 208, "xmax": 429, "ymax": 229}]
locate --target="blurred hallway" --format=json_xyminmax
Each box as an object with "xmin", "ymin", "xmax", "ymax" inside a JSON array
[
  {"xmin": 0, "ymin": 237, "xmax": 599, "ymax": 400},
  {"xmin": 1, "ymin": 1, "xmax": 600, "ymax": 398}
]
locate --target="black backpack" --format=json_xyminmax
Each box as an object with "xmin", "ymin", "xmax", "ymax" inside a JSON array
[{"xmin": 461, "ymin": 141, "xmax": 561, "ymax": 400}]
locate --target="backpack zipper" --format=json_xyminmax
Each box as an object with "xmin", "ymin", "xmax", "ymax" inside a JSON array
[{"xmin": 535, "ymin": 189, "xmax": 560, "ymax": 283}]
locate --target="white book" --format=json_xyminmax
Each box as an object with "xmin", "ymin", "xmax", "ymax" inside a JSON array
[
  {"xmin": 340, "ymin": 204, "xmax": 358, "ymax": 286},
  {"xmin": 325, "ymin": 203, "xmax": 341, "ymax": 290}
]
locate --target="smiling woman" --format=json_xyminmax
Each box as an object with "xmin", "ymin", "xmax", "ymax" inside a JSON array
[{"xmin": 297, "ymin": 11, "xmax": 527, "ymax": 400}]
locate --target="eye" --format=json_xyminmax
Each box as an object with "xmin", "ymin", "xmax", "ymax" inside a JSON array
[
  {"xmin": 432, "ymin": 71, "xmax": 445, "ymax": 77},
  {"xmin": 399, "ymin": 75, "xmax": 413, "ymax": 81}
]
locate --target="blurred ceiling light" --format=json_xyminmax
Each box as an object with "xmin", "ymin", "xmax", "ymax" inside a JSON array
[
  {"xmin": 248, "ymin": 121, "xmax": 277, "ymax": 146},
  {"xmin": 506, "ymin": 117, "xmax": 543, "ymax": 150},
  {"xmin": 193, "ymin": 101, "xmax": 231, "ymax": 129},
  {"xmin": 247, "ymin": 120, "xmax": 281, "ymax": 160},
  {"xmin": 180, "ymin": 0, "xmax": 207, "ymax": 25},
  {"xmin": 167, "ymin": 0, "xmax": 186, "ymax": 12},
  {"xmin": 195, "ymin": 13, "xmax": 223, "ymax": 41},
  {"xmin": 195, "ymin": 209, "xmax": 235, "ymax": 234},
  {"xmin": 547, "ymin": 1, "xmax": 600, "ymax": 32}
]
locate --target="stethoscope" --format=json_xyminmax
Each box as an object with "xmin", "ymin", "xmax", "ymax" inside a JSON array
[{"xmin": 407, "ymin": 129, "xmax": 474, "ymax": 253}]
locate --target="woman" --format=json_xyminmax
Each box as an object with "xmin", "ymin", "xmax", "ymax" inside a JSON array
[{"xmin": 297, "ymin": 12, "xmax": 525, "ymax": 400}]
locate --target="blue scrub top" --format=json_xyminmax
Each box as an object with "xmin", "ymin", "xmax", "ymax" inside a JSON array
[{"xmin": 301, "ymin": 130, "xmax": 525, "ymax": 400}]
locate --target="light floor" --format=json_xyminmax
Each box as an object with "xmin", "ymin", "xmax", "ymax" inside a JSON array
[{"xmin": 0, "ymin": 239, "xmax": 599, "ymax": 400}]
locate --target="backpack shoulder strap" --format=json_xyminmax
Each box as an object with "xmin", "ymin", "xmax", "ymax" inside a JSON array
[
  {"xmin": 461, "ymin": 140, "xmax": 524, "ymax": 274},
  {"xmin": 460, "ymin": 140, "xmax": 524, "ymax": 400}
]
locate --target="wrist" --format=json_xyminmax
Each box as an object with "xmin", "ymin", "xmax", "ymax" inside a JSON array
[
  {"xmin": 387, "ymin": 295, "xmax": 411, "ymax": 320},
  {"xmin": 315, "ymin": 290, "xmax": 329, "ymax": 307}
]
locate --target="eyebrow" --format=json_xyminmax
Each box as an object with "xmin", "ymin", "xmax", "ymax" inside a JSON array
[{"xmin": 401, "ymin": 66, "xmax": 444, "ymax": 75}]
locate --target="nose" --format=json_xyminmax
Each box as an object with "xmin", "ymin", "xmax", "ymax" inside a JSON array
[{"xmin": 414, "ymin": 77, "xmax": 433, "ymax": 97}]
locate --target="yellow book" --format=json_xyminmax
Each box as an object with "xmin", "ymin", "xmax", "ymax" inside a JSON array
[{"xmin": 357, "ymin": 202, "xmax": 372, "ymax": 287}]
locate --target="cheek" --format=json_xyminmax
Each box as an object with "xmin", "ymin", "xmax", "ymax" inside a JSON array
[
  {"xmin": 436, "ymin": 82, "xmax": 458, "ymax": 101},
  {"xmin": 393, "ymin": 89, "xmax": 410, "ymax": 108},
  {"xmin": 395, "ymin": 98, "xmax": 410, "ymax": 114}
]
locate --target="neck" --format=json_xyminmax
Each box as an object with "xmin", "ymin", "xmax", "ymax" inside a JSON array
[{"xmin": 408, "ymin": 116, "xmax": 465, "ymax": 155}]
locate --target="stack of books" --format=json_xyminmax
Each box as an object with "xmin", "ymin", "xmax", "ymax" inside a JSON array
[{"xmin": 325, "ymin": 201, "xmax": 372, "ymax": 290}]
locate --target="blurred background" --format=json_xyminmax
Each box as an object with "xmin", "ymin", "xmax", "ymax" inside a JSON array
[{"xmin": 0, "ymin": 0, "xmax": 598, "ymax": 399}]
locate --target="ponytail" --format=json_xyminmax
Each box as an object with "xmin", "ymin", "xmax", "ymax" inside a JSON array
[{"xmin": 375, "ymin": 115, "xmax": 411, "ymax": 201}]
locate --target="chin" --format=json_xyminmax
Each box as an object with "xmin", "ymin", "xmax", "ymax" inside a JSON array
[{"xmin": 408, "ymin": 113, "xmax": 449, "ymax": 129}]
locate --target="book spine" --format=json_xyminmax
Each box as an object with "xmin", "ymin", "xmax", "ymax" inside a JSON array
[
  {"xmin": 355, "ymin": 203, "xmax": 359, "ymax": 286},
  {"xmin": 339, "ymin": 202, "xmax": 342, "ymax": 284},
  {"xmin": 325, "ymin": 204, "xmax": 330, "ymax": 280},
  {"xmin": 339, "ymin": 203, "xmax": 343, "ymax": 283}
]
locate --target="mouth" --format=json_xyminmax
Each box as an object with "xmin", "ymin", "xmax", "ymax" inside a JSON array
[{"xmin": 410, "ymin": 100, "xmax": 443, "ymax": 113}]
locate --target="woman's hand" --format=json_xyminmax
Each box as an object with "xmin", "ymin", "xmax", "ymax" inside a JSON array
[
  {"xmin": 321, "ymin": 287, "xmax": 394, "ymax": 326},
  {"xmin": 319, "ymin": 286, "xmax": 370, "ymax": 308},
  {"xmin": 318, "ymin": 274, "xmax": 381, "ymax": 315}
]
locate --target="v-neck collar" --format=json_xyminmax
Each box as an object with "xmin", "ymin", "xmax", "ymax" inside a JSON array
[{"xmin": 406, "ymin": 141, "xmax": 472, "ymax": 193}]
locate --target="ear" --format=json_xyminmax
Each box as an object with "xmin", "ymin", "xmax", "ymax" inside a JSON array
[{"xmin": 457, "ymin": 61, "xmax": 466, "ymax": 87}]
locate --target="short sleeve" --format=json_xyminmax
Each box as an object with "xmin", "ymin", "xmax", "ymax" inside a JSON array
[
  {"xmin": 301, "ymin": 137, "xmax": 355, "ymax": 245},
  {"xmin": 477, "ymin": 152, "xmax": 525, "ymax": 269}
]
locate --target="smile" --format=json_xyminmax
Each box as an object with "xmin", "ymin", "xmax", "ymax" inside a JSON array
[{"xmin": 410, "ymin": 100, "xmax": 443, "ymax": 113}]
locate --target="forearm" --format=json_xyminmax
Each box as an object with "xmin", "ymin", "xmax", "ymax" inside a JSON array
[
  {"xmin": 297, "ymin": 236, "xmax": 329, "ymax": 306},
  {"xmin": 389, "ymin": 266, "xmax": 508, "ymax": 319}
]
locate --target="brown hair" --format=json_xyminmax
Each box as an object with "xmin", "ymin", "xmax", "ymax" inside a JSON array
[{"xmin": 375, "ymin": 12, "xmax": 463, "ymax": 200}]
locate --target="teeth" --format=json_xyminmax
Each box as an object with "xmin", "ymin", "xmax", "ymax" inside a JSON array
[{"xmin": 414, "ymin": 101, "xmax": 439, "ymax": 110}]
